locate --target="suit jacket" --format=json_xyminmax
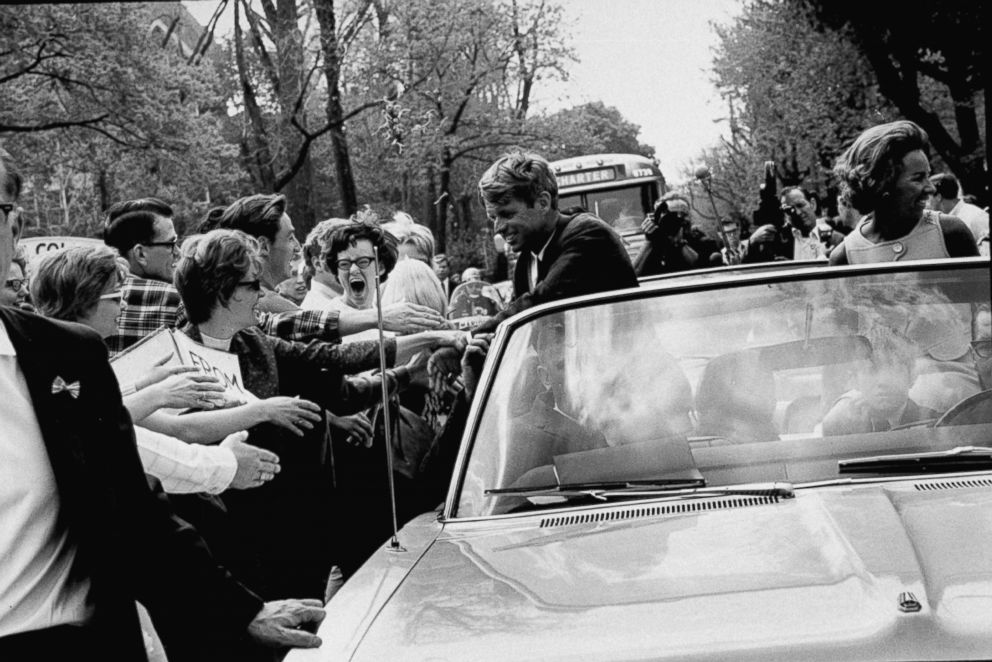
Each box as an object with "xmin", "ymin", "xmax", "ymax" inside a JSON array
[
  {"xmin": 0, "ymin": 308, "xmax": 261, "ymax": 660},
  {"xmin": 475, "ymin": 212, "xmax": 637, "ymax": 333}
]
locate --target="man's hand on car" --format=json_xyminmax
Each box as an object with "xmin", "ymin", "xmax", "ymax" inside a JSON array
[{"xmin": 247, "ymin": 598, "xmax": 326, "ymax": 649}]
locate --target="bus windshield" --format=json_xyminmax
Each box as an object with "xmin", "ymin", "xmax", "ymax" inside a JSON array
[
  {"xmin": 584, "ymin": 186, "xmax": 652, "ymax": 233},
  {"xmin": 552, "ymin": 153, "xmax": 665, "ymax": 255}
]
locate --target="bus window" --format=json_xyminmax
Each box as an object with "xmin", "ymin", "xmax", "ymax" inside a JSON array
[
  {"xmin": 588, "ymin": 187, "xmax": 648, "ymax": 233},
  {"xmin": 559, "ymin": 193, "xmax": 583, "ymax": 211}
]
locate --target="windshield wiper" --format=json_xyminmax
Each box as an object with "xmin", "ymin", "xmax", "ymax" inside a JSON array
[
  {"xmin": 485, "ymin": 477, "xmax": 706, "ymax": 498},
  {"xmin": 839, "ymin": 446, "xmax": 992, "ymax": 474},
  {"xmin": 593, "ymin": 481, "xmax": 795, "ymax": 500},
  {"xmin": 486, "ymin": 480, "xmax": 796, "ymax": 502}
]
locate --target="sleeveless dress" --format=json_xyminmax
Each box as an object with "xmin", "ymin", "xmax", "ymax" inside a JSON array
[{"xmin": 842, "ymin": 209, "xmax": 950, "ymax": 264}]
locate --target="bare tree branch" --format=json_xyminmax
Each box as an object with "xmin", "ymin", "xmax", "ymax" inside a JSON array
[{"xmin": 0, "ymin": 114, "xmax": 110, "ymax": 133}]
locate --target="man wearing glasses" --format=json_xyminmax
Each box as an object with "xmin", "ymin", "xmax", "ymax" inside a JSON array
[{"xmin": 103, "ymin": 197, "xmax": 183, "ymax": 354}]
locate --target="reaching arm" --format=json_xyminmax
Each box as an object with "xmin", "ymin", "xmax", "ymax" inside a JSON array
[
  {"xmin": 139, "ymin": 396, "xmax": 323, "ymax": 444},
  {"xmin": 257, "ymin": 308, "xmax": 342, "ymax": 344},
  {"xmin": 134, "ymin": 426, "xmax": 238, "ymax": 494},
  {"xmin": 338, "ymin": 302, "xmax": 445, "ymax": 336}
]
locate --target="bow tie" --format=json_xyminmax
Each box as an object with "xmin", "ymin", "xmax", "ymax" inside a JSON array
[{"xmin": 51, "ymin": 376, "xmax": 81, "ymax": 399}]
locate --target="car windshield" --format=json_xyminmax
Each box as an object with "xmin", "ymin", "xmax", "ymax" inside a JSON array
[{"xmin": 455, "ymin": 263, "xmax": 992, "ymax": 518}]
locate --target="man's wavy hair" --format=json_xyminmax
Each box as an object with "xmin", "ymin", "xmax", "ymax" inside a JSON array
[
  {"xmin": 174, "ymin": 229, "xmax": 264, "ymax": 324},
  {"xmin": 216, "ymin": 194, "xmax": 287, "ymax": 243},
  {"xmin": 478, "ymin": 151, "xmax": 558, "ymax": 209},
  {"xmin": 833, "ymin": 120, "xmax": 930, "ymax": 215}
]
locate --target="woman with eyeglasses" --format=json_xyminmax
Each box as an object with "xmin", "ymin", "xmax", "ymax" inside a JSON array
[
  {"xmin": 171, "ymin": 229, "xmax": 454, "ymax": 601},
  {"xmin": 28, "ymin": 244, "xmax": 294, "ymax": 494}
]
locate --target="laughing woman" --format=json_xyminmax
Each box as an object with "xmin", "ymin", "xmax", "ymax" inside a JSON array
[
  {"xmin": 830, "ymin": 120, "xmax": 978, "ymax": 265},
  {"xmin": 171, "ymin": 229, "xmax": 442, "ymax": 601}
]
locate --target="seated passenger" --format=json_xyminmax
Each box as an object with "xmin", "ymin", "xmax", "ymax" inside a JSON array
[
  {"xmin": 695, "ymin": 350, "xmax": 778, "ymax": 443},
  {"xmin": 907, "ymin": 306, "xmax": 982, "ymax": 412},
  {"xmin": 823, "ymin": 330, "xmax": 939, "ymax": 434},
  {"xmin": 507, "ymin": 322, "xmax": 607, "ymax": 486}
]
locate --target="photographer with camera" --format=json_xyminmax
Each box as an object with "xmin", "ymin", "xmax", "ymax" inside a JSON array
[
  {"xmin": 634, "ymin": 193, "xmax": 719, "ymax": 276},
  {"xmin": 743, "ymin": 186, "xmax": 842, "ymax": 263}
]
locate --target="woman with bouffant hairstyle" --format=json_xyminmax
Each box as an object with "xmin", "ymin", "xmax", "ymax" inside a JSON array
[{"xmin": 830, "ymin": 120, "xmax": 977, "ymax": 265}]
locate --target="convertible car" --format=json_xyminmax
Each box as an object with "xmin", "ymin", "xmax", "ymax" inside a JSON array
[{"xmin": 291, "ymin": 256, "xmax": 992, "ymax": 662}]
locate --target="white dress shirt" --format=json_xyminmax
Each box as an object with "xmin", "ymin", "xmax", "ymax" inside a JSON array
[
  {"xmin": 134, "ymin": 426, "xmax": 237, "ymax": 495},
  {"xmin": 0, "ymin": 322, "xmax": 92, "ymax": 636},
  {"xmin": 528, "ymin": 231, "xmax": 556, "ymax": 292}
]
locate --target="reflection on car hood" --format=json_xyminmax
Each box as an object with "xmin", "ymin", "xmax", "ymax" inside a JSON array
[{"xmin": 293, "ymin": 478, "xmax": 992, "ymax": 662}]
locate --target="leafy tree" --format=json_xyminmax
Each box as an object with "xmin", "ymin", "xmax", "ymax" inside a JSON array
[
  {"xmin": 537, "ymin": 101, "xmax": 656, "ymax": 161},
  {"xmin": 804, "ymin": 0, "xmax": 986, "ymax": 203},
  {"xmin": 710, "ymin": 0, "xmax": 898, "ymax": 200},
  {"xmin": 0, "ymin": 3, "xmax": 240, "ymax": 237},
  {"xmin": 704, "ymin": 0, "xmax": 986, "ymax": 224}
]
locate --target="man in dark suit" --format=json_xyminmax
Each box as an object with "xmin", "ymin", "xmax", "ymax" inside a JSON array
[
  {"xmin": 473, "ymin": 151, "xmax": 638, "ymax": 334},
  {"xmin": 0, "ymin": 147, "xmax": 323, "ymax": 660},
  {"xmin": 422, "ymin": 153, "xmax": 636, "ymax": 502}
]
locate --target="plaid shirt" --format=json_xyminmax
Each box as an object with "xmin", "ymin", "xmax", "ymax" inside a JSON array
[
  {"xmin": 106, "ymin": 276, "xmax": 184, "ymax": 355},
  {"xmin": 107, "ymin": 276, "xmax": 343, "ymax": 356}
]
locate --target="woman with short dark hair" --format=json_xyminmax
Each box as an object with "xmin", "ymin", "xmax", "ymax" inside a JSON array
[
  {"xmin": 830, "ymin": 120, "xmax": 978, "ymax": 264},
  {"xmin": 172, "ymin": 229, "xmax": 443, "ymax": 600}
]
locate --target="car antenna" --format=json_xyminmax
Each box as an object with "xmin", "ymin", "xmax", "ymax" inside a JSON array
[{"xmin": 372, "ymin": 245, "xmax": 406, "ymax": 553}]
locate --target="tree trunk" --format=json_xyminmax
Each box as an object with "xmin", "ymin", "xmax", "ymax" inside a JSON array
[
  {"xmin": 234, "ymin": 0, "xmax": 276, "ymax": 191},
  {"xmin": 436, "ymin": 151, "xmax": 454, "ymax": 253},
  {"xmin": 268, "ymin": 0, "xmax": 318, "ymax": 235},
  {"xmin": 313, "ymin": 0, "xmax": 359, "ymax": 216}
]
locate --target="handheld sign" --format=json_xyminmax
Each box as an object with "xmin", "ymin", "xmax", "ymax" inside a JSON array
[
  {"xmin": 171, "ymin": 331, "xmax": 256, "ymax": 405},
  {"xmin": 20, "ymin": 236, "xmax": 106, "ymax": 264},
  {"xmin": 448, "ymin": 281, "xmax": 503, "ymax": 323},
  {"xmin": 109, "ymin": 327, "xmax": 181, "ymax": 392},
  {"xmin": 110, "ymin": 327, "xmax": 255, "ymax": 407}
]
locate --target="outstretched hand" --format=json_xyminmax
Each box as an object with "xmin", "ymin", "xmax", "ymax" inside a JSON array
[
  {"xmin": 254, "ymin": 396, "xmax": 323, "ymax": 437},
  {"xmin": 405, "ymin": 350, "xmax": 431, "ymax": 389},
  {"xmin": 140, "ymin": 353, "xmax": 196, "ymax": 389},
  {"xmin": 428, "ymin": 346, "xmax": 462, "ymax": 394},
  {"xmin": 247, "ymin": 598, "xmax": 325, "ymax": 649},
  {"xmin": 461, "ymin": 334, "xmax": 492, "ymax": 400},
  {"xmin": 152, "ymin": 371, "xmax": 227, "ymax": 410},
  {"xmin": 223, "ymin": 432, "xmax": 280, "ymax": 490},
  {"xmin": 381, "ymin": 302, "xmax": 445, "ymax": 334},
  {"xmin": 329, "ymin": 412, "xmax": 374, "ymax": 448}
]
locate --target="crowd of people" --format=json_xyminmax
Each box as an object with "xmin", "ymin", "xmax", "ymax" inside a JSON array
[
  {"xmin": 633, "ymin": 120, "xmax": 987, "ymax": 277},
  {"xmin": 0, "ymin": 118, "xmax": 988, "ymax": 660}
]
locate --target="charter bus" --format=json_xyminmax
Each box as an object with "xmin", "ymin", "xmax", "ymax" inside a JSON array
[{"xmin": 550, "ymin": 153, "xmax": 666, "ymax": 260}]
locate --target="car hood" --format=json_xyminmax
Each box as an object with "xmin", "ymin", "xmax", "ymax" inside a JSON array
[{"xmin": 291, "ymin": 478, "xmax": 992, "ymax": 662}]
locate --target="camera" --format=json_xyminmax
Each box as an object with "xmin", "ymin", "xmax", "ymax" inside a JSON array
[{"xmin": 651, "ymin": 200, "xmax": 689, "ymax": 237}]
